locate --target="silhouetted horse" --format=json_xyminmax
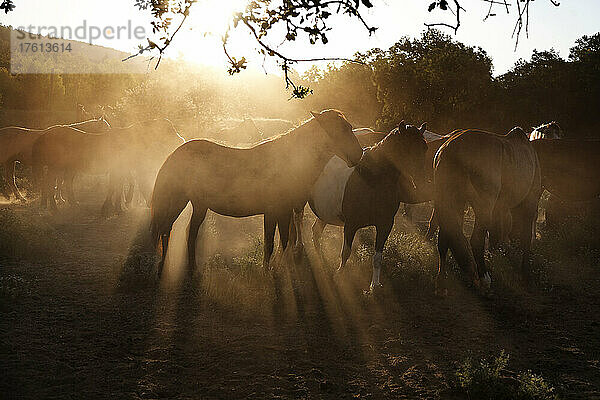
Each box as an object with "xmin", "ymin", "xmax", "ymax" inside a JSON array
[
  {"xmin": 104, "ymin": 118, "xmax": 185, "ymax": 214},
  {"xmin": 434, "ymin": 127, "xmax": 541, "ymax": 291},
  {"xmin": 290, "ymin": 127, "xmax": 442, "ymax": 254},
  {"xmin": 308, "ymin": 122, "xmax": 428, "ymax": 291},
  {"xmin": 32, "ymin": 126, "xmax": 123, "ymax": 210},
  {"xmin": 150, "ymin": 110, "xmax": 364, "ymax": 275},
  {"xmin": 0, "ymin": 118, "xmax": 110, "ymax": 201}
]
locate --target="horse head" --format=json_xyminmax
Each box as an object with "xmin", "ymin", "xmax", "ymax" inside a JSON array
[
  {"xmin": 383, "ymin": 121, "xmax": 429, "ymax": 189},
  {"xmin": 310, "ymin": 110, "xmax": 363, "ymax": 167}
]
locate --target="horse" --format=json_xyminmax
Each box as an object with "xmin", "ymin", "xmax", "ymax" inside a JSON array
[
  {"xmin": 217, "ymin": 118, "xmax": 263, "ymax": 145},
  {"xmin": 150, "ymin": 110, "xmax": 364, "ymax": 275},
  {"xmin": 433, "ymin": 127, "xmax": 541, "ymax": 292},
  {"xmin": 307, "ymin": 122, "xmax": 429, "ymax": 291},
  {"xmin": 531, "ymin": 139, "xmax": 600, "ymax": 226},
  {"xmin": 529, "ymin": 121, "xmax": 562, "ymax": 141},
  {"xmin": 0, "ymin": 117, "xmax": 112, "ymax": 202},
  {"xmin": 289, "ymin": 127, "xmax": 443, "ymax": 254},
  {"xmin": 31, "ymin": 126, "xmax": 124, "ymax": 211},
  {"xmin": 98, "ymin": 118, "xmax": 185, "ymax": 214}
]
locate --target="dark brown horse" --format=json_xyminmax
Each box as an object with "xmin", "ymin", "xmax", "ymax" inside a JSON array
[
  {"xmin": 308, "ymin": 122, "xmax": 429, "ymax": 291},
  {"xmin": 150, "ymin": 110, "xmax": 364, "ymax": 275},
  {"xmin": 290, "ymin": 127, "xmax": 442, "ymax": 254},
  {"xmin": 434, "ymin": 127, "xmax": 541, "ymax": 291}
]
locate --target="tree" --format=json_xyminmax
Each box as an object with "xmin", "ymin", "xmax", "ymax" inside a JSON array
[
  {"xmin": 368, "ymin": 30, "xmax": 493, "ymax": 132},
  {"xmin": 4, "ymin": 0, "xmax": 561, "ymax": 97}
]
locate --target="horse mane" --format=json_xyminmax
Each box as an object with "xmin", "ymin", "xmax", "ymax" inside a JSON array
[{"xmin": 252, "ymin": 112, "xmax": 325, "ymax": 146}]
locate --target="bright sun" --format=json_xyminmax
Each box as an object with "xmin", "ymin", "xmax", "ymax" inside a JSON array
[{"xmin": 174, "ymin": 0, "xmax": 250, "ymax": 66}]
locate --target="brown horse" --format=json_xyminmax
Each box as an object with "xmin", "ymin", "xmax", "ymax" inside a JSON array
[
  {"xmin": 0, "ymin": 118, "xmax": 111, "ymax": 201},
  {"xmin": 308, "ymin": 122, "xmax": 429, "ymax": 291},
  {"xmin": 98, "ymin": 118, "xmax": 185, "ymax": 213},
  {"xmin": 290, "ymin": 127, "xmax": 442, "ymax": 254},
  {"xmin": 150, "ymin": 110, "xmax": 364, "ymax": 275},
  {"xmin": 433, "ymin": 127, "xmax": 541, "ymax": 291},
  {"xmin": 32, "ymin": 126, "xmax": 124, "ymax": 211}
]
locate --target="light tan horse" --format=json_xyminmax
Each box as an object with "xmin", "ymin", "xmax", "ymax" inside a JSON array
[
  {"xmin": 434, "ymin": 127, "xmax": 541, "ymax": 292},
  {"xmin": 150, "ymin": 110, "xmax": 364, "ymax": 275},
  {"xmin": 0, "ymin": 117, "xmax": 111, "ymax": 201}
]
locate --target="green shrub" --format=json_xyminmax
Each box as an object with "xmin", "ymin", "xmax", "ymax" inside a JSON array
[{"xmin": 453, "ymin": 351, "xmax": 557, "ymax": 400}]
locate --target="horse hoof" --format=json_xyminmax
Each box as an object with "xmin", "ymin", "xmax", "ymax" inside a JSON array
[{"xmin": 369, "ymin": 283, "xmax": 384, "ymax": 296}]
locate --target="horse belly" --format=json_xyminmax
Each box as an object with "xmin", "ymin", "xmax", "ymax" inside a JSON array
[{"xmin": 310, "ymin": 156, "xmax": 354, "ymax": 225}]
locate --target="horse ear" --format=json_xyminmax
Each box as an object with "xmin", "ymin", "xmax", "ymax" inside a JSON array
[{"xmin": 419, "ymin": 122, "xmax": 427, "ymax": 134}]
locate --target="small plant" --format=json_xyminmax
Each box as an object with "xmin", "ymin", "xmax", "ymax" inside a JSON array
[
  {"xmin": 453, "ymin": 351, "xmax": 558, "ymax": 400},
  {"xmin": 455, "ymin": 350, "xmax": 511, "ymax": 399},
  {"xmin": 518, "ymin": 370, "xmax": 557, "ymax": 400}
]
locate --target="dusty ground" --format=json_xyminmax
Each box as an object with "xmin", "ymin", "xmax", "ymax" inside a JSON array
[{"xmin": 1, "ymin": 187, "xmax": 600, "ymax": 399}]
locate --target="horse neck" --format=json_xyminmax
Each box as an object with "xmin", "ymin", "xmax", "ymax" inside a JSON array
[
  {"xmin": 281, "ymin": 120, "xmax": 330, "ymax": 157},
  {"xmin": 358, "ymin": 140, "xmax": 399, "ymax": 179}
]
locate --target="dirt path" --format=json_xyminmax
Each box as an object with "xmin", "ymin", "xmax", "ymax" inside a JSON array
[{"xmin": 1, "ymin": 194, "xmax": 600, "ymax": 399}]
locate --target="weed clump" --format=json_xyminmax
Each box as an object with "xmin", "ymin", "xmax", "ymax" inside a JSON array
[{"xmin": 454, "ymin": 351, "xmax": 557, "ymax": 400}]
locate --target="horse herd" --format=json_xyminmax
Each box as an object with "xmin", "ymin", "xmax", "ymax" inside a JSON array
[{"xmin": 2, "ymin": 111, "xmax": 600, "ymax": 294}]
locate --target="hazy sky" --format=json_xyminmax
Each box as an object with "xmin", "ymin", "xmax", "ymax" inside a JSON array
[{"xmin": 3, "ymin": 0, "xmax": 599, "ymax": 76}]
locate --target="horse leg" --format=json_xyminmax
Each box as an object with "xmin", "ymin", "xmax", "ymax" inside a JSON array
[
  {"xmin": 263, "ymin": 214, "xmax": 277, "ymax": 269},
  {"xmin": 425, "ymin": 208, "xmax": 438, "ymax": 240},
  {"xmin": 470, "ymin": 200, "xmax": 495, "ymax": 288},
  {"xmin": 64, "ymin": 171, "xmax": 78, "ymax": 207},
  {"xmin": 436, "ymin": 229, "xmax": 451, "ymax": 296},
  {"xmin": 4, "ymin": 160, "xmax": 25, "ymax": 202},
  {"xmin": 512, "ymin": 202, "xmax": 538, "ymax": 285},
  {"xmin": 124, "ymin": 173, "xmax": 136, "ymax": 207},
  {"xmin": 277, "ymin": 211, "xmax": 292, "ymax": 266},
  {"xmin": 39, "ymin": 166, "xmax": 48, "ymax": 209},
  {"xmin": 311, "ymin": 218, "xmax": 327, "ymax": 264},
  {"xmin": 437, "ymin": 206, "xmax": 480, "ymax": 290},
  {"xmin": 470, "ymin": 217, "xmax": 491, "ymax": 289},
  {"xmin": 371, "ymin": 221, "xmax": 393, "ymax": 291},
  {"xmin": 187, "ymin": 203, "xmax": 208, "ymax": 272},
  {"xmin": 1, "ymin": 162, "xmax": 14, "ymax": 200},
  {"xmin": 158, "ymin": 233, "xmax": 170, "ymax": 277},
  {"xmin": 101, "ymin": 173, "xmax": 116, "ymax": 217},
  {"xmin": 337, "ymin": 225, "xmax": 357, "ymax": 272},
  {"xmin": 291, "ymin": 207, "xmax": 305, "ymax": 257},
  {"xmin": 46, "ymin": 171, "xmax": 59, "ymax": 212}
]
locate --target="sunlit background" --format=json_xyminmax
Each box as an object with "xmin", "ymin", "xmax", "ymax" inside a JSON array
[{"xmin": 4, "ymin": 0, "xmax": 600, "ymax": 75}]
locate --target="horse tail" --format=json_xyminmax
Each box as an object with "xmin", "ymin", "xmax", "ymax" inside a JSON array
[{"xmin": 149, "ymin": 158, "xmax": 188, "ymax": 253}]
